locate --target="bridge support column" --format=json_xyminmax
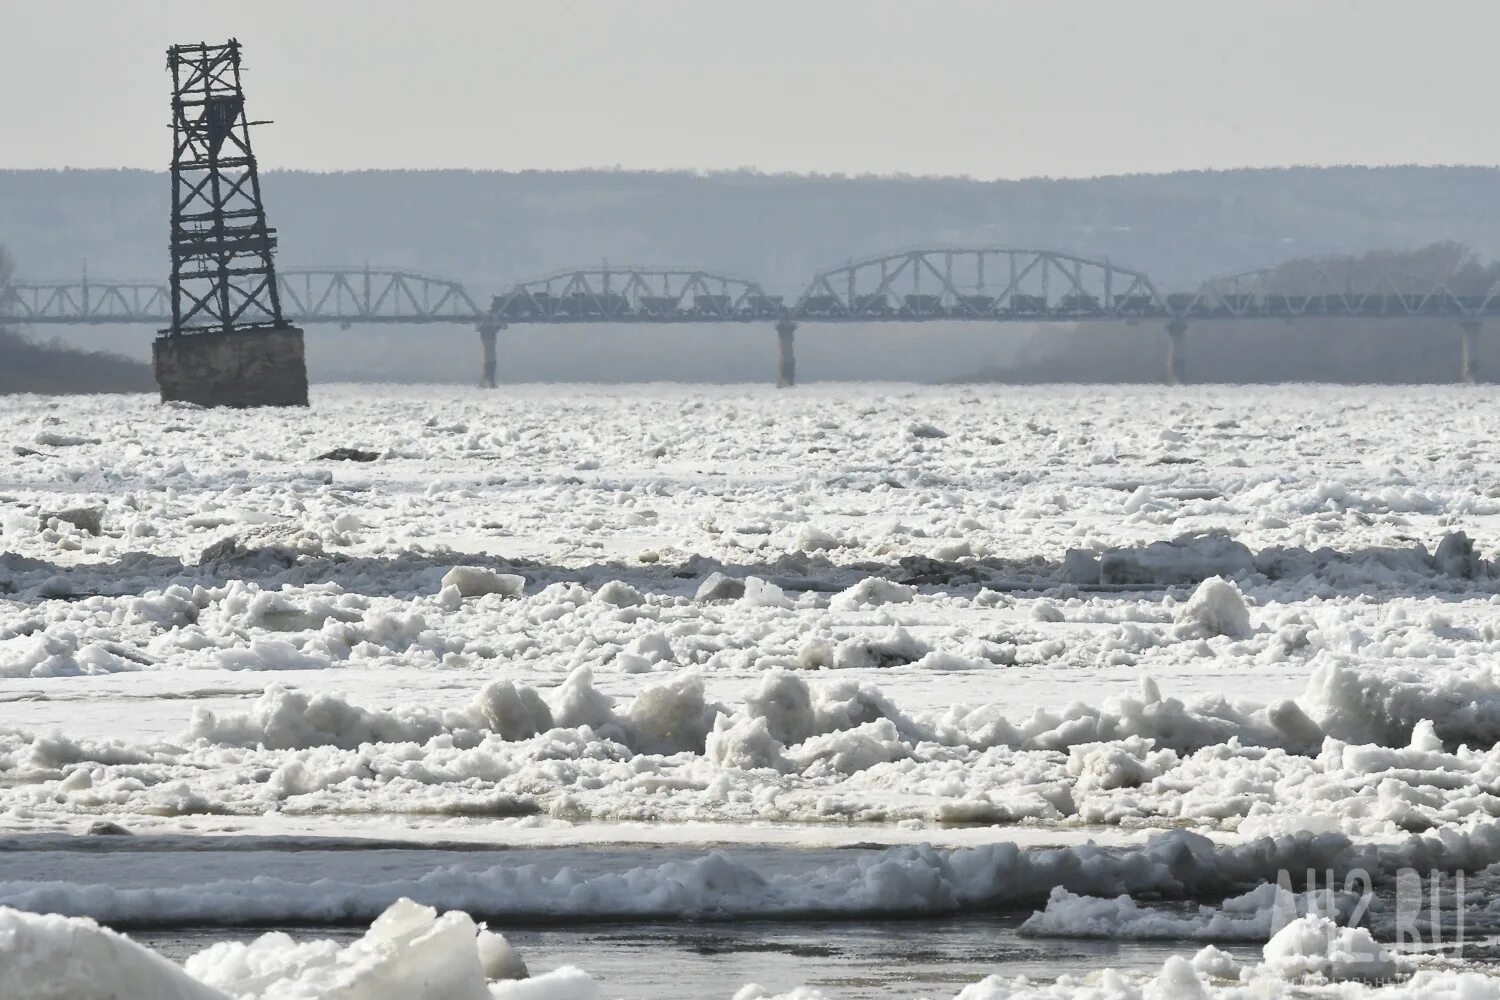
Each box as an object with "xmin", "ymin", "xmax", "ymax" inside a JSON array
[
  {"xmin": 775, "ymin": 320, "xmax": 797, "ymax": 388},
  {"xmin": 1461, "ymin": 319, "xmax": 1481, "ymax": 384},
  {"xmin": 1165, "ymin": 318, "xmax": 1188, "ymax": 385},
  {"xmin": 478, "ymin": 323, "xmax": 501, "ymax": 388}
]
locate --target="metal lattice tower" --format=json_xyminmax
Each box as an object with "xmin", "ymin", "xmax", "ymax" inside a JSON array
[{"xmin": 164, "ymin": 39, "xmax": 285, "ymax": 336}]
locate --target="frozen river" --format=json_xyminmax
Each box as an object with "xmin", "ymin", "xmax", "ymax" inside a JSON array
[{"xmin": 7, "ymin": 382, "xmax": 1500, "ymax": 998}]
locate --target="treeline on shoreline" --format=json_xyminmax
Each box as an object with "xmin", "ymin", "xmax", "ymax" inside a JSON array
[
  {"xmin": 0, "ymin": 245, "xmax": 153, "ymax": 395},
  {"xmin": 0, "ymin": 327, "xmax": 154, "ymax": 395}
]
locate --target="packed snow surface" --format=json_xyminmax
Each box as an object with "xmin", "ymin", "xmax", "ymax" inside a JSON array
[{"xmin": 7, "ymin": 383, "xmax": 1500, "ymax": 996}]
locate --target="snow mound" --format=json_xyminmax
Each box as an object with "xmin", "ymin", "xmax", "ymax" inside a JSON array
[
  {"xmin": 1305, "ymin": 655, "xmax": 1500, "ymax": 748},
  {"xmin": 830, "ymin": 577, "xmax": 917, "ymax": 611},
  {"xmin": 1173, "ymin": 577, "xmax": 1251, "ymax": 639},
  {"xmin": 1020, "ymin": 884, "xmax": 1348, "ymax": 943},
  {"xmin": 740, "ymin": 576, "xmax": 793, "ymax": 609},
  {"xmin": 593, "ymin": 581, "xmax": 644, "ymax": 607},
  {"xmin": 830, "ymin": 627, "xmax": 930, "ymax": 669},
  {"xmin": 0, "ymin": 899, "xmax": 587, "ymax": 1000},
  {"xmin": 0, "ymin": 630, "xmax": 144, "ymax": 678},
  {"xmin": 792, "ymin": 524, "xmax": 845, "ymax": 552},
  {"xmin": 183, "ymin": 684, "xmax": 448, "ymax": 750},
  {"xmin": 1260, "ymin": 914, "xmax": 1396, "ymax": 982},
  {"xmin": 0, "ymin": 906, "xmax": 222, "ymax": 1000},
  {"xmin": 441, "ymin": 566, "xmax": 526, "ymax": 599},
  {"xmin": 1101, "ymin": 533, "xmax": 1254, "ymax": 586},
  {"xmin": 694, "ymin": 571, "xmax": 745, "ymax": 602}
]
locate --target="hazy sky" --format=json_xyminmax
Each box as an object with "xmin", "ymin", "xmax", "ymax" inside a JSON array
[{"xmin": 4, "ymin": 0, "xmax": 1499, "ymax": 178}]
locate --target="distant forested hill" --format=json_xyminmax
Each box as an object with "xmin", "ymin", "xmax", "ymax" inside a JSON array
[
  {"xmin": 7, "ymin": 166, "xmax": 1500, "ymax": 293},
  {"xmin": 0, "ymin": 328, "xmax": 153, "ymax": 395}
]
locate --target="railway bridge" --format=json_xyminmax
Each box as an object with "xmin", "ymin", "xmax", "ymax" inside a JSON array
[{"xmin": 4, "ymin": 250, "xmax": 1497, "ymax": 386}]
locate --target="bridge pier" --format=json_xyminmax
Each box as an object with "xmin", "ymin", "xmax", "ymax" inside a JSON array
[
  {"xmin": 776, "ymin": 320, "xmax": 797, "ymax": 388},
  {"xmin": 478, "ymin": 323, "xmax": 502, "ymax": 388},
  {"xmin": 153, "ymin": 327, "xmax": 309, "ymax": 408},
  {"xmin": 1461, "ymin": 319, "xmax": 1482, "ymax": 384},
  {"xmin": 1165, "ymin": 317, "xmax": 1188, "ymax": 385}
]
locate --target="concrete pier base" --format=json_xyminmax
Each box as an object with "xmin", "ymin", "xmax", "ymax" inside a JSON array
[
  {"xmin": 153, "ymin": 327, "xmax": 309, "ymax": 407},
  {"xmin": 1165, "ymin": 318, "xmax": 1188, "ymax": 385},
  {"xmin": 479, "ymin": 324, "xmax": 500, "ymax": 388},
  {"xmin": 776, "ymin": 320, "xmax": 797, "ymax": 388},
  {"xmin": 1461, "ymin": 319, "xmax": 1481, "ymax": 384}
]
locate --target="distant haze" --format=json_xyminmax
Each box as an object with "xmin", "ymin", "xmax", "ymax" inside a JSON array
[{"xmin": 2, "ymin": 1, "xmax": 1499, "ymax": 178}]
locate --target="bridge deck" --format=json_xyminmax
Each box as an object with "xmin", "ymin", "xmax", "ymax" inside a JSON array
[{"xmin": 4, "ymin": 252, "xmax": 1499, "ymax": 326}]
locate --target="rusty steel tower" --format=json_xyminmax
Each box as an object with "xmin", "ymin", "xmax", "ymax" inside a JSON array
[
  {"xmin": 155, "ymin": 38, "xmax": 307, "ymax": 406},
  {"xmin": 165, "ymin": 39, "xmax": 284, "ymax": 335}
]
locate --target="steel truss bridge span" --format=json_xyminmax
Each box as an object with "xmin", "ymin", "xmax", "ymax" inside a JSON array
[
  {"xmin": 11, "ymin": 251, "xmax": 1499, "ymax": 327},
  {"xmin": 788, "ymin": 248, "xmax": 1500, "ymax": 322},
  {"xmin": 0, "ymin": 268, "xmax": 482, "ymax": 326},
  {"xmin": 793, "ymin": 248, "xmax": 1165, "ymax": 321},
  {"xmin": 5, "ymin": 248, "xmax": 1500, "ymax": 384},
  {"xmin": 489, "ymin": 266, "xmax": 780, "ymax": 323},
  {"xmin": 1184, "ymin": 267, "xmax": 1500, "ymax": 320}
]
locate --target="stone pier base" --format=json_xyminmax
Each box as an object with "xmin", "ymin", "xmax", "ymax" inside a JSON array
[{"xmin": 153, "ymin": 327, "xmax": 309, "ymax": 407}]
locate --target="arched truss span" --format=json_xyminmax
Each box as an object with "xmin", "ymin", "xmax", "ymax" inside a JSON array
[
  {"xmin": 489, "ymin": 267, "xmax": 780, "ymax": 323},
  {"xmin": 791, "ymin": 248, "xmax": 1166, "ymax": 321}
]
